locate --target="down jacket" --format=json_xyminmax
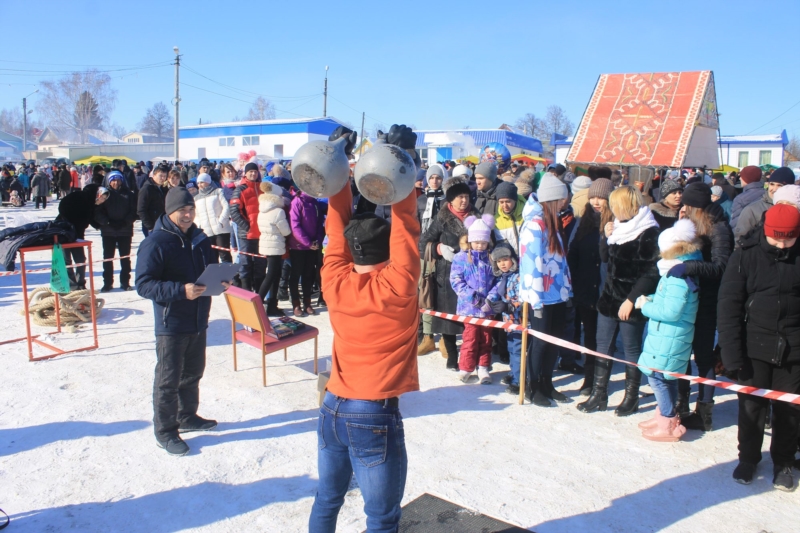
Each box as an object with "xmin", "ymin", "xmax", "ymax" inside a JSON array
[
  {"xmin": 493, "ymin": 196, "xmax": 525, "ymax": 255},
  {"xmin": 597, "ymin": 224, "xmax": 660, "ymax": 322},
  {"xmin": 682, "ymin": 203, "xmax": 734, "ymax": 316},
  {"xmin": 419, "ymin": 203, "xmax": 480, "ymax": 336},
  {"xmin": 137, "ymin": 178, "xmax": 167, "ymax": 231},
  {"xmin": 289, "ymin": 192, "xmax": 325, "ymax": 250},
  {"xmin": 718, "ymin": 230, "xmax": 800, "ymax": 371},
  {"xmin": 257, "ymin": 191, "xmax": 291, "ymax": 256},
  {"xmin": 94, "ymin": 187, "xmax": 136, "ymax": 238},
  {"xmin": 449, "ymin": 249, "xmax": 497, "ymax": 318},
  {"xmin": 638, "ymin": 248, "xmax": 703, "ymax": 379},
  {"xmin": 487, "ymin": 257, "xmax": 522, "ymax": 324},
  {"xmin": 135, "ymin": 214, "xmax": 214, "ymax": 336},
  {"xmin": 734, "ymin": 190, "xmax": 771, "ymax": 243},
  {"xmin": 30, "ymin": 172, "xmax": 50, "ymax": 197},
  {"xmin": 229, "ymin": 179, "xmax": 261, "ymax": 240},
  {"xmin": 729, "ymin": 181, "xmax": 765, "ymax": 232},
  {"xmin": 194, "ymin": 187, "xmax": 230, "ymax": 237}
]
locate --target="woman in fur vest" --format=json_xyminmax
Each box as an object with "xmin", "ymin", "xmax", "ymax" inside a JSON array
[
  {"xmin": 578, "ymin": 186, "xmax": 660, "ymax": 416},
  {"xmin": 257, "ymin": 181, "xmax": 292, "ymax": 316},
  {"xmin": 419, "ymin": 177, "xmax": 480, "ymax": 370}
]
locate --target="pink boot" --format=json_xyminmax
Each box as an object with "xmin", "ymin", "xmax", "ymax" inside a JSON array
[
  {"xmin": 643, "ymin": 414, "xmax": 686, "ymax": 442},
  {"xmin": 638, "ymin": 407, "xmax": 661, "ymax": 430}
]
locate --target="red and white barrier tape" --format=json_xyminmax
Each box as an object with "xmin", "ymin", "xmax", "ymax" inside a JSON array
[
  {"xmin": 211, "ymin": 245, "xmax": 265, "ymax": 258},
  {"xmin": 0, "ymin": 255, "xmax": 135, "ymax": 277},
  {"xmin": 421, "ymin": 309, "xmax": 800, "ymax": 406}
]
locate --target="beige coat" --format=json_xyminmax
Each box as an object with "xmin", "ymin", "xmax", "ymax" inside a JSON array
[
  {"xmin": 257, "ymin": 192, "xmax": 291, "ymax": 256},
  {"xmin": 571, "ymin": 188, "xmax": 589, "ymax": 217}
]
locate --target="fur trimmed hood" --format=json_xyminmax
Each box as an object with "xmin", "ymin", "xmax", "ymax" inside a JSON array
[
  {"xmin": 650, "ymin": 201, "xmax": 679, "ymax": 218},
  {"xmin": 258, "ymin": 192, "xmax": 284, "ymax": 212},
  {"xmin": 660, "ymin": 239, "xmax": 703, "ymax": 260}
]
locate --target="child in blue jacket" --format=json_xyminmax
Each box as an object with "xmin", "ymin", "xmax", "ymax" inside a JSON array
[
  {"xmin": 487, "ymin": 242, "xmax": 524, "ymax": 394},
  {"xmin": 450, "ymin": 214, "xmax": 497, "ymax": 384},
  {"xmin": 635, "ymin": 218, "xmax": 702, "ymax": 442}
]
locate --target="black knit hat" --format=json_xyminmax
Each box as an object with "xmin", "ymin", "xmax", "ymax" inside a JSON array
[
  {"xmin": 769, "ymin": 167, "xmax": 795, "ymax": 185},
  {"xmin": 165, "ymin": 186, "xmax": 195, "ymax": 215},
  {"xmin": 682, "ymin": 182, "xmax": 712, "ymax": 209},
  {"xmin": 495, "ymin": 181, "xmax": 518, "ymax": 201},
  {"xmin": 244, "ymin": 162, "xmax": 259, "ymax": 173},
  {"xmin": 344, "ymin": 213, "xmax": 391, "ymax": 266}
]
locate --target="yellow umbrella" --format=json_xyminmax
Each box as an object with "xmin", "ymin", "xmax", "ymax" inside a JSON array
[
  {"xmin": 460, "ymin": 155, "xmax": 479, "ymax": 164},
  {"xmin": 712, "ymin": 164, "xmax": 739, "ymax": 174},
  {"xmin": 74, "ymin": 155, "xmax": 137, "ymax": 165},
  {"xmin": 511, "ymin": 153, "xmax": 547, "ymax": 164}
]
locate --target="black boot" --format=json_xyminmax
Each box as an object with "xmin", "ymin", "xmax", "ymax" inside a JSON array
[
  {"xmin": 541, "ymin": 376, "xmax": 570, "ymax": 403},
  {"xmin": 579, "ymin": 355, "xmax": 595, "ymax": 396},
  {"xmin": 676, "ymin": 377, "xmax": 691, "ymax": 418},
  {"xmin": 682, "ymin": 400, "xmax": 714, "ymax": 431},
  {"xmin": 266, "ymin": 298, "xmax": 284, "ymax": 317},
  {"xmin": 615, "ymin": 364, "xmax": 641, "ymax": 417},
  {"xmin": 577, "ymin": 357, "xmax": 611, "ymax": 413}
]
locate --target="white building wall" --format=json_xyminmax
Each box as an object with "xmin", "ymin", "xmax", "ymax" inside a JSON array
[
  {"xmin": 554, "ymin": 145, "xmax": 570, "ymax": 165},
  {"xmin": 719, "ymin": 143, "xmax": 784, "ymax": 167},
  {"xmin": 179, "ymin": 132, "xmax": 329, "ymax": 161}
]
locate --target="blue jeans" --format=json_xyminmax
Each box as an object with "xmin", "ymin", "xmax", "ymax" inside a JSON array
[
  {"xmin": 507, "ymin": 330, "xmax": 522, "ymax": 386},
  {"xmin": 595, "ymin": 313, "xmax": 646, "ymax": 365},
  {"xmin": 648, "ymin": 372, "xmax": 677, "ymax": 418},
  {"xmin": 309, "ymin": 392, "xmax": 407, "ymax": 533}
]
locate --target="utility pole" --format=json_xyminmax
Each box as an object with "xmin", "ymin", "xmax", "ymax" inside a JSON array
[
  {"xmin": 359, "ymin": 112, "xmax": 365, "ymax": 157},
  {"xmin": 323, "ymin": 66, "xmax": 328, "ymax": 117},
  {"xmin": 22, "ymin": 89, "xmax": 38, "ymax": 157},
  {"xmin": 173, "ymin": 46, "xmax": 181, "ymax": 161}
]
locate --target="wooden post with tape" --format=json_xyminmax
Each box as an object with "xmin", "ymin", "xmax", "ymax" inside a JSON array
[{"xmin": 518, "ymin": 302, "xmax": 529, "ymax": 405}]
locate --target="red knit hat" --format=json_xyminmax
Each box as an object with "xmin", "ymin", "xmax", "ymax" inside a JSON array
[
  {"xmin": 764, "ymin": 204, "xmax": 800, "ymax": 239},
  {"xmin": 740, "ymin": 165, "xmax": 763, "ymax": 184}
]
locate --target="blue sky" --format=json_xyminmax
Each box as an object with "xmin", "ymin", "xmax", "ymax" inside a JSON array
[{"xmin": 2, "ymin": 0, "xmax": 799, "ymax": 140}]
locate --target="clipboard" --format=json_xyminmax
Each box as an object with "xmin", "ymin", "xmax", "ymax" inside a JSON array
[{"xmin": 195, "ymin": 263, "xmax": 240, "ymax": 296}]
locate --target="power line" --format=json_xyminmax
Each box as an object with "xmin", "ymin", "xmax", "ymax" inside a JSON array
[
  {"xmin": 744, "ymin": 98, "xmax": 800, "ymax": 135},
  {"xmin": 327, "ymin": 95, "xmax": 389, "ymax": 128},
  {"xmin": 0, "ymin": 59, "xmax": 174, "ymax": 67},
  {"xmin": 0, "ymin": 62, "xmax": 172, "ymax": 75},
  {"xmin": 179, "ymin": 82, "xmax": 315, "ymax": 118},
  {"xmin": 180, "ymin": 63, "xmax": 321, "ymax": 101}
]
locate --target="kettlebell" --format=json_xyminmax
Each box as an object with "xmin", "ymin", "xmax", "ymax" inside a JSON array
[
  {"xmin": 354, "ymin": 143, "xmax": 416, "ymax": 205},
  {"xmin": 291, "ymin": 136, "xmax": 350, "ymax": 198}
]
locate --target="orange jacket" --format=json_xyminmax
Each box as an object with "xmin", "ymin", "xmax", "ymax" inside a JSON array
[{"xmin": 322, "ymin": 184, "xmax": 421, "ymax": 400}]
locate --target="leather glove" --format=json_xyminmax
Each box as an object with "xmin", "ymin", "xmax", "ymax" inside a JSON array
[
  {"xmin": 379, "ymin": 124, "xmax": 417, "ymax": 150},
  {"xmin": 438, "ymin": 244, "xmax": 455, "ymax": 262},
  {"xmin": 328, "ymin": 126, "xmax": 358, "ymax": 156},
  {"xmin": 634, "ymin": 294, "xmax": 652, "ymax": 309},
  {"xmin": 667, "ymin": 263, "xmax": 687, "ymax": 278}
]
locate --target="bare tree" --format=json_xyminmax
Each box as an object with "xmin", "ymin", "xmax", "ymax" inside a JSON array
[
  {"xmin": 544, "ymin": 105, "xmax": 574, "ymax": 137},
  {"xmin": 109, "ymin": 122, "xmax": 128, "ymax": 140},
  {"xmin": 37, "ymin": 69, "xmax": 117, "ymax": 141},
  {"xmin": 73, "ymin": 91, "xmax": 103, "ymax": 143},
  {"xmin": 371, "ymin": 122, "xmax": 386, "ymax": 138},
  {"xmin": 138, "ymin": 102, "xmax": 174, "ymax": 137},
  {"xmin": 246, "ymin": 96, "xmax": 276, "ymax": 121},
  {"xmin": 0, "ymin": 107, "xmax": 24, "ymax": 136},
  {"xmin": 786, "ymin": 135, "xmax": 800, "ymax": 163},
  {"xmin": 514, "ymin": 113, "xmax": 546, "ymax": 138}
]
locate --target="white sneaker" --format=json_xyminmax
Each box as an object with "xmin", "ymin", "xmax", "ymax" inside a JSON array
[
  {"xmin": 458, "ymin": 370, "xmax": 474, "ymax": 383},
  {"xmin": 478, "ymin": 366, "xmax": 492, "ymax": 384}
]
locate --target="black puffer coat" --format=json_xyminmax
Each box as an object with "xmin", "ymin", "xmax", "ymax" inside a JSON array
[
  {"xmin": 597, "ymin": 227, "xmax": 660, "ymax": 322},
  {"xmin": 682, "ymin": 203, "xmax": 734, "ymax": 318},
  {"xmin": 137, "ymin": 178, "xmax": 167, "ymax": 231},
  {"xmin": 718, "ymin": 230, "xmax": 800, "ymax": 370},
  {"xmin": 94, "ymin": 187, "xmax": 136, "ymax": 238},
  {"xmin": 419, "ymin": 203, "xmax": 479, "ymax": 335}
]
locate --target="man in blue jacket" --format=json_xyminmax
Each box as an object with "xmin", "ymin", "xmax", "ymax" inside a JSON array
[
  {"xmin": 729, "ymin": 166, "xmax": 764, "ymax": 233},
  {"xmin": 136, "ymin": 187, "xmax": 218, "ymax": 456}
]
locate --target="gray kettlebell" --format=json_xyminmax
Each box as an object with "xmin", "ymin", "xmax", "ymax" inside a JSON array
[
  {"xmin": 291, "ymin": 136, "xmax": 350, "ymax": 198},
  {"xmin": 354, "ymin": 144, "xmax": 416, "ymax": 205}
]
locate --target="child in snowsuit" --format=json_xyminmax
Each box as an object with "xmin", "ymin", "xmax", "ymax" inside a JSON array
[
  {"xmin": 450, "ymin": 214, "xmax": 498, "ymax": 383},
  {"xmin": 635, "ymin": 218, "xmax": 702, "ymax": 442},
  {"xmin": 487, "ymin": 242, "xmax": 524, "ymax": 394}
]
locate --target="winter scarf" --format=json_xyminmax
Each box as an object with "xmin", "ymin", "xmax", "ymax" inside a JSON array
[
  {"xmin": 195, "ymin": 183, "xmax": 217, "ymax": 199},
  {"xmin": 608, "ymin": 206, "xmax": 659, "ymax": 245},
  {"xmin": 448, "ymin": 202, "xmax": 469, "ymax": 223},
  {"xmin": 421, "ymin": 188, "xmax": 444, "ymax": 233}
]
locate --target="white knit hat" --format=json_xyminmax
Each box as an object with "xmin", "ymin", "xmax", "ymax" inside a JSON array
[
  {"xmin": 537, "ymin": 173, "xmax": 568, "ymax": 202},
  {"xmin": 452, "ymin": 164, "xmax": 472, "ymax": 178},
  {"xmin": 571, "ymin": 175, "xmax": 592, "ymax": 194},
  {"xmin": 658, "ymin": 218, "xmax": 697, "ymax": 252},
  {"xmin": 772, "ymin": 184, "xmax": 800, "ymax": 208},
  {"xmin": 465, "ymin": 214, "xmax": 495, "ymax": 243}
]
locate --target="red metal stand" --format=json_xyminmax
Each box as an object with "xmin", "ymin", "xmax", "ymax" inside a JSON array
[{"xmin": 0, "ymin": 239, "xmax": 99, "ymax": 361}]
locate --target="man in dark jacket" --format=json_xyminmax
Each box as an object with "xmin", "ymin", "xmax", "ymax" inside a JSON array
[
  {"xmin": 137, "ymin": 164, "xmax": 169, "ymax": 237},
  {"xmin": 55, "ymin": 183, "xmax": 102, "ymax": 290},
  {"xmin": 136, "ymin": 187, "xmax": 219, "ymax": 456},
  {"xmin": 229, "ymin": 162, "xmax": 264, "ymax": 291},
  {"xmin": 713, "ymin": 172, "xmax": 738, "ymax": 201},
  {"xmin": 116, "ymin": 160, "xmax": 138, "ymax": 193},
  {"xmin": 94, "ymin": 171, "xmax": 136, "ymax": 291},
  {"xmin": 474, "ymin": 161, "xmax": 499, "ymax": 216},
  {"xmin": 730, "ymin": 166, "xmax": 764, "ymax": 232},
  {"xmin": 718, "ymin": 204, "xmax": 800, "ymax": 490}
]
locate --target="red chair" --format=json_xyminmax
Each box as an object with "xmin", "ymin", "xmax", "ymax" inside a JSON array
[{"xmin": 223, "ymin": 286, "xmax": 318, "ymax": 386}]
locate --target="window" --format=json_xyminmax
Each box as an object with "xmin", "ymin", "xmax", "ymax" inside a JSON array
[
  {"xmin": 759, "ymin": 150, "xmax": 771, "ymax": 166},
  {"xmin": 738, "ymin": 151, "xmax": 749, "ymax": 168},
  {"xmin": 242, "ymin": 135, "xmax": 260, "ymax": 146},
  {"xmin": 274, "ymin": 144, "xmax": 284, "ymax": 158},
  {"xmin": 218, "ymin": 137, "xmax": 234, "ymax": 147}
]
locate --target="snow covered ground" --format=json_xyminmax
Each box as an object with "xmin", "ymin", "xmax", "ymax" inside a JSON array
[{"xmin": 0, "ymin": 200, "xmax": 798, "ymax": 533}]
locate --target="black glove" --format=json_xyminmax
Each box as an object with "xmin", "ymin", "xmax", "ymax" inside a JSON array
[
  {"xmin": 489, "ymin": 298, "xmax": 508, "ymax": 315},
  {"xmin": 381, "ymin": 124, "xmax": 417, "ymax": 151},
  {"xmin": 328, "ymin": 126, "xmax": 358, "ymax": 156}
]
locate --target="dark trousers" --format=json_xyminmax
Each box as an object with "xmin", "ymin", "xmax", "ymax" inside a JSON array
[
  {"xmin": 257, "ymin": 256, "xmax": 284, "ymax": 302},
  {"xmin": 63, "ymin": 246, "xmax": 86, "ymax": 290},
  {"xmin": 737, "ymin": 359, "xmax": 800, "ymax": 467},
  {"xmin": 210, "ymin": 233, "xmax": 232, "ymax": 263},
  {"xmin": 689, "ymin": 318, "xmax": 718, "ymax": 402},
  {"xmin": 575, "ymin": 304, "xmax": 599, "ymax": 352},
  {"xmin": 102, "ymin": 235, "xmax": 132, "ymax": 288},
  {"xmin": 239, "ymin": 238, "xmax": 266, "ymax": 291},
  {"xmin": 153, "ymin": 332, "xmax": 207, "ymax": 439},
  {"xmin": 558, "ymin": 302, "xmax": 579, "ymax": 366},
  {"xmin": 526, "ymin": 302, "xmax": 567, "ymax": 384},
  {"xmin": 289, "ymin": 249, "xmax": 317, "ymax": 302},
  {"xmin": 35, "ymin": 196, "xmax": 46, "ymax": 209}
]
